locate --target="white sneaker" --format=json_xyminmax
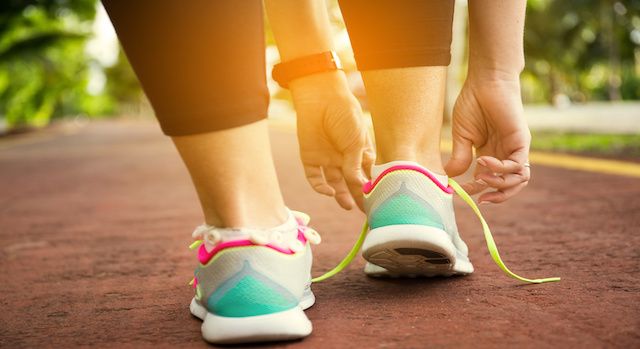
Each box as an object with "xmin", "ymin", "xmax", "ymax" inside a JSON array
[
  {"xmin": 188, "ymin": 210, "xmax": 321, "ymax": 344},
  {"xmin": 362, "ymin": 162, "xmax": 474, "ymax": 277}
]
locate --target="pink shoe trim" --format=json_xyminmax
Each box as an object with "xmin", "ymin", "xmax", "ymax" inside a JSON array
[
  {"xmin": 197, "ymin": 226, "xmax": 309, "ymax": 264},
  {"xmin": 362, "ymin": 164, "xmax": 453, "ymax": 194},
  {"xmin": 297, "ymin": 226, "xmax": 308, "ymax": 244}
]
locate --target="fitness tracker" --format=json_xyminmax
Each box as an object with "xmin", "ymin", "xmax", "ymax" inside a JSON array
[{"xmin": 272, "ymin": 51, "xmax": 343, "ymax": 89}]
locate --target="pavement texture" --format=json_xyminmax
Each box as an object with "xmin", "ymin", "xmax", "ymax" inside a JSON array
[{"xmin": 1, "ymin": 120, "xmax": 639, "ymax": 348}]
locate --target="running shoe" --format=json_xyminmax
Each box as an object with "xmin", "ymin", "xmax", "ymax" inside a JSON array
[
  {"xmin": 188, "ymin": 210, "xmax": 321, "ymax": 344},
  {"xmin": 361, "ymin": 162, "xmax": 474, "ymax": 277},
  {"xmin": 310, "ymin": 162, "xmax": 560, "ymax": 284}
]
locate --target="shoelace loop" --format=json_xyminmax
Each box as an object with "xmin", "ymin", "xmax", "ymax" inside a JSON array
[{"xmin": 188, "ymin": 220, "xmax": 322, "ymax": 253}]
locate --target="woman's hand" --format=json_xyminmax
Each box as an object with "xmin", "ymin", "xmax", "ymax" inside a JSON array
[
  {"xmin": 445, "ymin": 73, "xmax": 531, "ymax": 204},
  {"xmin": 264, "ymin": 0, "xmax": 373, "ymax": 209},
  {"xmin": 290, "ymin": 71, "xmax": 374, "ymax": 210}
]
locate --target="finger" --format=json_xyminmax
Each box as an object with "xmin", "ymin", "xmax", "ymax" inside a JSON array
[
  {"xmin": 303, "ymin": 165, "xmax": 335, "ymax": 197},
  {"xmin": 342, "ymin": 142, "xmax": 368, "ymax": 211},
  {"xmin": 476, "ymin": 156, "xmax": 524, "ymax": 175},
  {"xmin": 475, "ymin": 171, "xmax": 530, "ymax": 190},
  {"xmin": 324, "ymin": 166, "xmax": 356, "ymax": 210},
  {"xmin": 300, "ymin": 149, "xmax": 342, "ymax": 168},
  {"xmin": 461, "ymin": 179, "xmax": 489, "ymax": 195},
  {"xmin": 506, "ymin": 128, "xmax": 532, "ymax": 166},
  {"xmin": 361, "ymin": 135, "xmax": 375, "ymax": 180},
  {"xmin": 460, "ymin": 159, "xmax": 494, "ymax": 194},
  {"xmin": 478, "ymin": 181, "xmax": 528, "ymax": 204},
  {"xmin": 445, "ymin": 135, "xmax": 473, "ymax": 177},
  {"xmin": 362, "ymin": 149, "xmax": 375, "ymax": 181},
  {"xmin": 509, "ymin": 145, "xmax": 530, "ymax": 166}
]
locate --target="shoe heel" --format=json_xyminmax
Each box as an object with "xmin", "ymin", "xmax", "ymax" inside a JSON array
[
  {"xmin": 190, "ymin": 298, "xmax": 312, "ymax": 344},
  {"xmin": 362, "ymin": 224, "xmax": 459, "ymax": 276}
]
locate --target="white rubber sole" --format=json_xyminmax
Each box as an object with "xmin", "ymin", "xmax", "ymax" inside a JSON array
[
  {"xmin": 362, "ymin": 225, "xmax": 474, "ymax": 277},
  {"xmin": 190, "ymin": 287, "xmax": 315, "ymax": 344}
]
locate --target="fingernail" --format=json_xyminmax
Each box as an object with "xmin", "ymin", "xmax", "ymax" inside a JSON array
[
  {"xmin": 479, "ymin": 201, "xmax": 490, "ymax": 205},
  {"xmin": 475, "ymin": 179, "xmax": 487, "ymax": 186},
  {"xmin": 477, "ymin": 158, "xmax": 487, "ymax": 167}
]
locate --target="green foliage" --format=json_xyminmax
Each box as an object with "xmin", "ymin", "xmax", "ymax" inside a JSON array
[
  {"xmin": 103, "ymin": 50, "xmax": 143, "ymax": 108},
  {"xmin": 531, "ymin": 131, "xmax": 640, "ymax": 158},
  {"xmin": 524, "ymin": 0, "xmax": 640, "ymax": 103},
  {"xmin": 1, "ymin": 0, "xmax": 639, "ymax": 132},
  {"xmin": 0, "ymin": 0, "xmax": 110, "ymax": 129}
]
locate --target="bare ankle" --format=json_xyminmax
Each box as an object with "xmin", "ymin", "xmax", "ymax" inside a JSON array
[
  {"xmin": 376, "ymin": 148, "xmax": 445, "ymax": 175},
  {"xmin": 203, "ymin": 204, "xmax": 289, "ymax": 229}
]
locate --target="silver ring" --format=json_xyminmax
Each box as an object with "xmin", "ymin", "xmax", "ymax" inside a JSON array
[{"xmin": 524, "ymin": 162, "xmax": 531, "ymax": 168}]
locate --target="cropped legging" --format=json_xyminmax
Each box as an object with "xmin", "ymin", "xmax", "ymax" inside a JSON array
[{"xmin": 102, "ymin": 0, "xmax": 454, "ymax": 136}]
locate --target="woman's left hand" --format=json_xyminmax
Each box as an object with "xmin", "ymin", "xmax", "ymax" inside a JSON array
[{"xmin": 445, "ymin": 75, "xmax": 531, "ymax": 203}]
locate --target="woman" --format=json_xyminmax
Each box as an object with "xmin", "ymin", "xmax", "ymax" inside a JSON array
[{"xmin": 103, "ymin": 0, "xmax": 531, "ymax": 344}]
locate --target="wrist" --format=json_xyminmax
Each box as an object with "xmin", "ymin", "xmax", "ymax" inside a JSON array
[
  {"xmin": 277, "ymin": 41, "xmax": 334, "ymax": 63},
  {"xmin": 289, "ymin": 70, "xmax": 350, "ymax": 96},
  {"xmin": 467, "ymin": 63, "xmax": 523, "ymax": 84},
  {"xmin": 277, "ymin": 42, "xmax": 334, "ymax": 63},
  {"xmin": 273, "ymin": 51, "xmax": 342, "ymax": 89},
  {"xmin": 468, "ymin": 50, "xmax": 524, "ymax": 82}
]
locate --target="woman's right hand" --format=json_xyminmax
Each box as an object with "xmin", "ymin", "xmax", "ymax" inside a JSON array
[
  {"xmin": 290, "ymin": 71, "xmax": 375, "ymax": 211},
  {"xmin": 445, "ymin": 72, "xmax": 532, "ymax": 204}
]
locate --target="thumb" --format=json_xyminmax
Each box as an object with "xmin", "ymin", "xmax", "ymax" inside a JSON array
[
  {"xmin": 342, "ymin": 140, "xmax": 367, "ymax": 211},
  {"xmin": 361, "ymin": 133, "xmax": 376, "ymax": 180},
  {"xmin": 445, "ymin": 135, "xmax": 473, "ymax": 177}
]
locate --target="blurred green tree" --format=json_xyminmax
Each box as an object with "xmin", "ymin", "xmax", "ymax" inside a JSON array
[
  {"xmin": 524, "ymin": 0, "xmax": 640, "ymax": 103},
  {"xmin": 1, "ymin": 0, "xmax": 638, "ymax": 133},
  {"xmin": 0, "ymin": 0, "xmax": 111, "ymax": 130},
  {"xmin": 103, "ymin": 50, "xmax": 144, "ymax": 112}
]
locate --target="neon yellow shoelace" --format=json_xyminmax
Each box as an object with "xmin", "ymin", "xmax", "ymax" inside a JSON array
[{"xmin": 312, "ymin": 178, "xmax": 561, "ymax": 284}]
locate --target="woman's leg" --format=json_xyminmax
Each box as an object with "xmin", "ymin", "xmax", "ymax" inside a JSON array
[
  {"xmin": 103, "ymin": 1, "xmax": 315, "ymax": 343},
  {"xmin": 360, "ymin": 67, "xmax": 447, "ymax": 174},
  {"xmin": 172, "ymin": 121, "xmax": 287, "ymax": 228},
  {"xmin": 339, "ymin": 0, "xmax": 455, "ymax": 174},
  {"xmin": 339, "ymin": 0, "xmax": 474, "ymax": 278},
  {"xmin": 102, "ymin": 0, "xmax": 286, "ymax": 228}
]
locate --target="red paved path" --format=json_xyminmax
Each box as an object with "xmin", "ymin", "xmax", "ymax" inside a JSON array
[{"xmin": 1, "ymin": 120, "xmax": 638, "ymax": 348}]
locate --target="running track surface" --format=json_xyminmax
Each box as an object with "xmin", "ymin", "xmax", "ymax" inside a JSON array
[{"xmin": 1, "ymin": 120, "xmax": 638, "ymax": 348}]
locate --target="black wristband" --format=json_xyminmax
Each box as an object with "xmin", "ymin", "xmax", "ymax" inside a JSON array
[{"xmin": 272, "ymin": 51, "xmax": 342, "ymax": 89}]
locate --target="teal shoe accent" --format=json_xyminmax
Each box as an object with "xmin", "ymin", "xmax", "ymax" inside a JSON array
[
  {"xmin": 369, "ymin": 182, "xmax": 445, "ymax": 230},
  {"xmin": 207, "ymin": 261, "xmax": 298, "ymax": 317}
]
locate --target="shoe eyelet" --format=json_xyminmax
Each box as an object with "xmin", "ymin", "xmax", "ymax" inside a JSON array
[
  {"xmin": 191, "ymin": 224, "xmax": 210, "ymax": 239},
  {"xmin": 303, "ymin": 228, "xmax": 321, "ymax": 245},
  {"xmin": 204, "ymin": 230, "xmax": 221, "ymax": 245},
  {"xmin": 291, "ymin": 210, "xmax": 311, "ymax": 225}
]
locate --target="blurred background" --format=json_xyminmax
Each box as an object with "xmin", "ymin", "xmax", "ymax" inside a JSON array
[{"xmin": 1, "ymin": 0, "xmax": 639, "ymax": 159}]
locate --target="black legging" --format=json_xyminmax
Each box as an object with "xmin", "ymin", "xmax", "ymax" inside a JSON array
[
  {"xmin": 340, "ymin": 0, "xmax": 454, "ymax": 70},
  {"xmin": 102, "ymin": 0, "xmax": 454, "ymax": 136}
]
